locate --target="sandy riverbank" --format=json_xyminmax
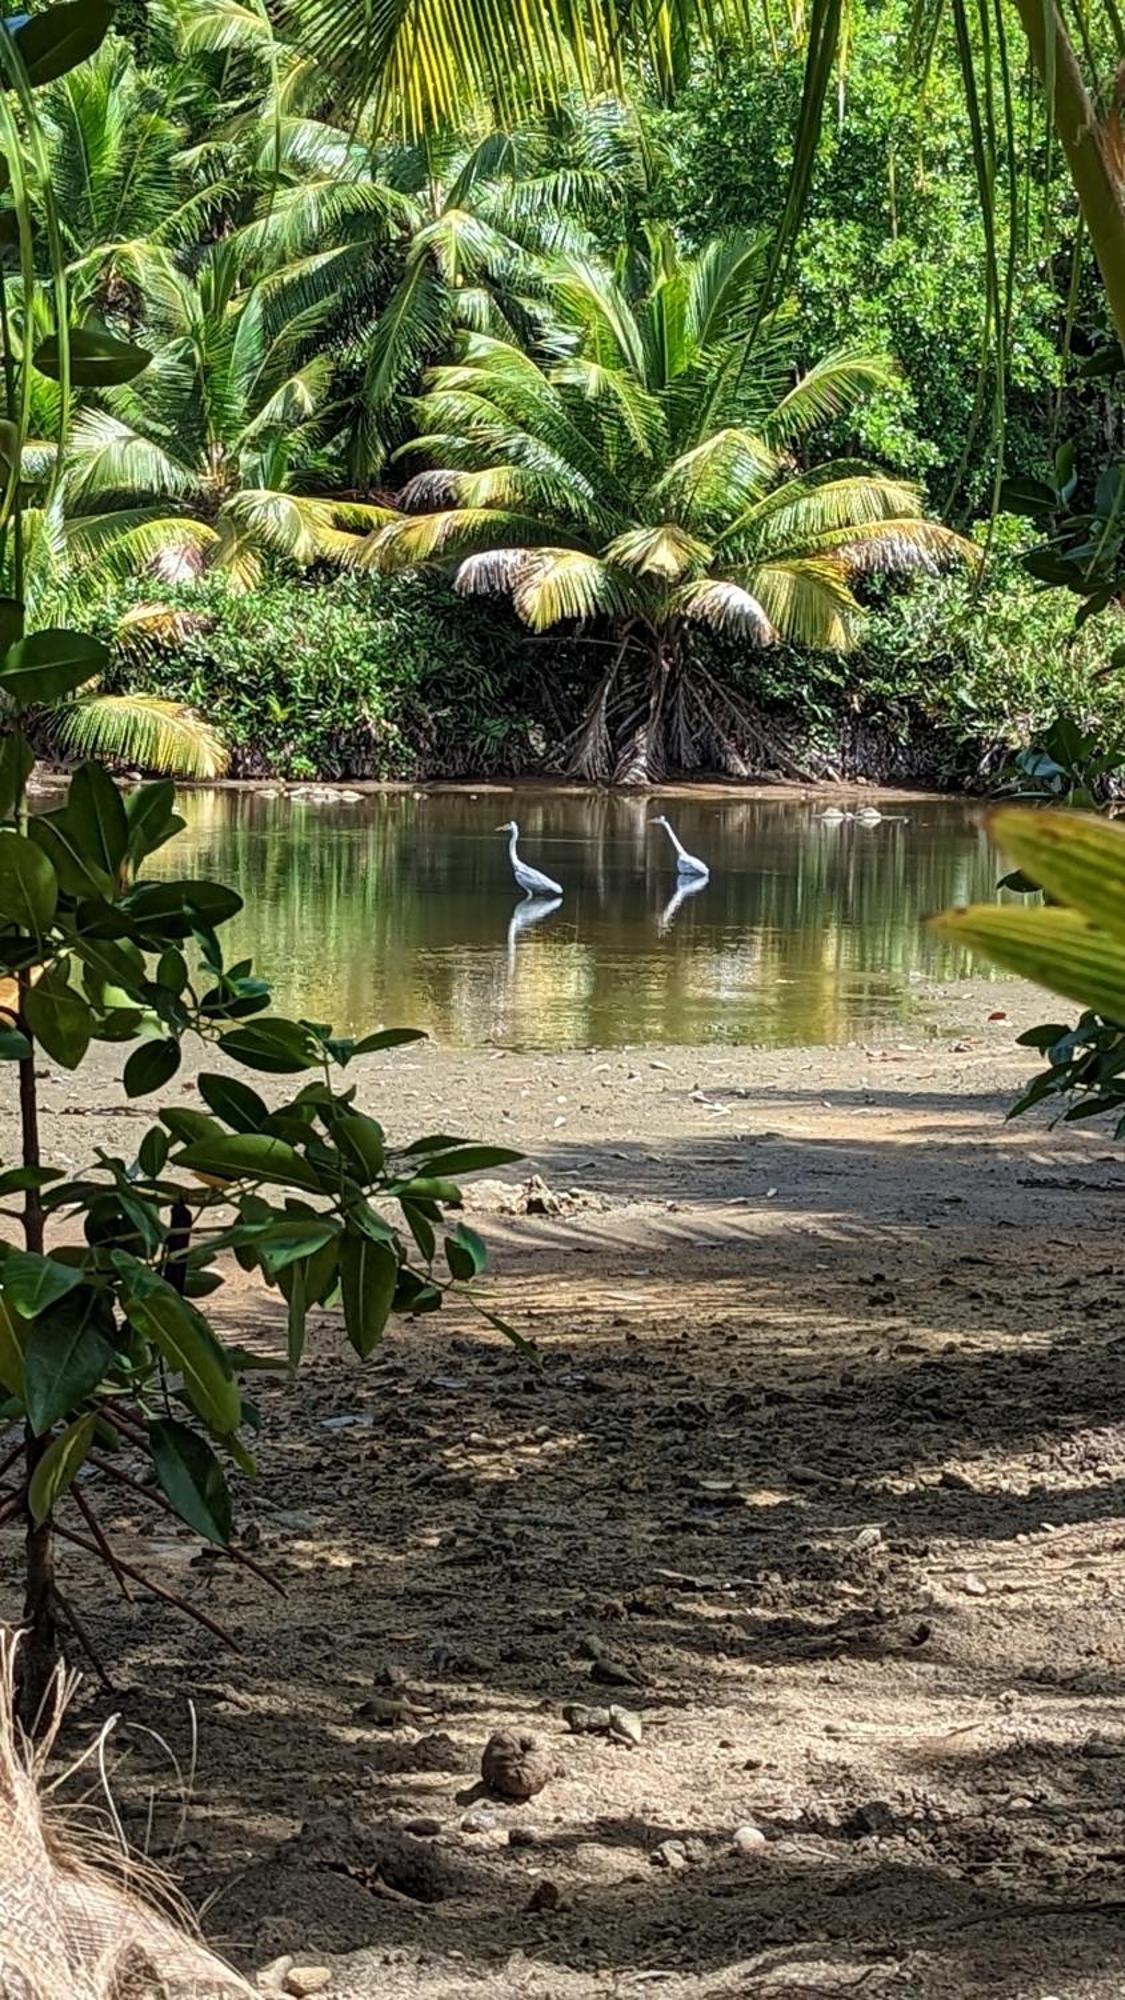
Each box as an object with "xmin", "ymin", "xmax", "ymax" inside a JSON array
[{"xmin": 3, "ymin": 975, "xmax": 1125, "ymax": 1999}]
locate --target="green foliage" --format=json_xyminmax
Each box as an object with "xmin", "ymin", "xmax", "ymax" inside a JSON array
[
  {"xmin": 373, "ymin": 228, "xmax": 969, "ymax": 780},
  {"xmin": 57, "ymin": 566, "xmax": 541, "ymax": 778},
  {"xmin": 0, "ymin": 743, "xmax": 522, "ymax": 1632},
  {"xmin": 652, "ymin": 13, "xmax": 1062, "ymax": 505}
]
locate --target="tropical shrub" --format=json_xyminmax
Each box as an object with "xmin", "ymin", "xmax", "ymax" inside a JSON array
[
  {"xmin": 56, "ymin": 567, "xmax": 543, "ymax": 778},
  {"xmin": 371, "ymin": 228, "xmax": 970, "ymax": 782}
]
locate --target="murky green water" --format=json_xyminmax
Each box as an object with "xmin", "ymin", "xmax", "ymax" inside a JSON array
[{"xmin": 153, "ymin": 787, "xmax": 1002, "ymax": 1049}]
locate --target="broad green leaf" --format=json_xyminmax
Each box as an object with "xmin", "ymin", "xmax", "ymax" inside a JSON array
[
  {"xmin": 160, "ymin": 1106, "xmax": 222, "ymax": 1144},
  {"xmin": 25, "ymin": 961, "xmax": 92, "ymax": 1068},
  {"xmin": 258, "ymin": 1215, "xmax": 339, "ymax": 1280},
  {"xmin": 400, "ymin": 1198, "xmax": 435, "ymax": 1263},
  {"xmin": 176, "ymin": 1133, "xmax": 325, "ymax": 1193},
  {"xmin": 0, "ymin": 1166, "xmax": 60, "ymax": 1195},
  {"xmin": 0, "ymin": 599, "xmax": 23, "ymax": 652},
  {"xmin": 1, "ymin": 1250, "xmax": 82, "ymax": 1318},
  {"xmin": 932, "ymin": 904, "xmax": 1125, "ymax": 1022},
  {"xmin": 396, "ymin": 1176, "xmax": 463, "ymax": 1204},
  {"xmin": 24, "ymin": 1295, "xmax": 114, "ymax": 1434},
  {"xmin": 352, "ymin": 1028, "xmax": 427, "ymax": 1056},
  {"xmin": 287, "ymin": 1259, "xmax": 307, "ymax": 1374},
  {"xmin": 28, "ymin": 811, "xmax": 111, "ymax": 897},
  {"xmin": 8, "ymin": 1, "xmax": 113, "ymax": 88},
  {"xmin": 137, "ymin": 1125, "xmax": 169, "ymax": 1178},
  {"xmin": 123, "ymin": 1037, "xmax": 181, "ymax": 1098},
  {"xmin": 340, "ymin": 1230, "xmax": 398, "ymax": 1357},
  {"xmin": 124, "ymin": 879, "xmax": 242, "ymax": 938},
  {"xmin": 0, "ymin": 731, "xmax": 33, "ymax": 820},
  {"xmin": 413, "ymin": 1146, "xmax": 523, "ymax": 1176},
  {"xmin": 445, "ymin": 1222, "xmax": 488, "ymax": 1280},
  {"xmin": 67, "ymin": 761, "xmax": 128, "ymax": 878},
  {"xmin": 989, "ymin": 807, "xmax": 1125, "ymax": 934},
  {"xmin": 74, "ymin": 935, "xmax": 147, "ymax": 1000},
  {"xmin": 157, "ymin": 947, "xmax": 188, "ymax": 994},
  {"xmin": 149, "ymin": 1418, "xmax": 232, "ymax": 1544},
  {"xmin": 335, "ymin": 1113, "xmax": 386, "ymax": 1180},
  {"xmin": 0, "ymin": 628, "xmax": 107, "ymax": 706},
  {"xmin": 217, "ymin": 1018, "xmax": 318, "ymax": 1073},
  {"xmin": 35, "ymin": 323, "xmax": 149, "ymax": 386},
  {"xmin": 0, "ymin": 1294, "xmax": 24, "ymax": 1394},
  {"xmin": 28, "ymin": 1413, "xmax": 95, "ymax": 1524},
  {"xmin": 121, "ymin": 1271, "xmax": 240, "ymax": 1434},
  {"xmin": 125, "ymin": 779, "xmax": 177, "ymax": 866},
  {"xmin": 0, "ymin": 829, "xmax": 55, "ymax": 932},
  {"xmin": 198, "ymin": 1072, "xmax": 269, "ymax": 1132},
  {"xmin": 0, "ymin": 1027, "xmax": 29, "ymax": 1060},
  {"xmin": 397, "ymin": 1132, "xmax": 471, "ymax": 1155}
]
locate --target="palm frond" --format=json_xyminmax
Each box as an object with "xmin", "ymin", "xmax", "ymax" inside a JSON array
[
  {"xmin": 510, "ymin": 548, "xmax": 634, "ymax": 628},
  {"xmin": 742, "ymin": 557, "xmax": 860, "ymax": 650},
  {"xmin": 676, "ymin": 578, "xmax": 777, "ymax": 641},
  {"xmin": 55, "ymin": 694, "xmax": 229, "ymax": 779},
  {"xmin": 367, "ymin": 505, "xmax": 561, "ymax": 569},
  {"xmin": 606, "ymin": 521, "xmax": 710, "ymax": 580},
  {"xmin": 766, "ymin": 352, "xmax": 901, "ymax": 446},
  {"xmin": 115, "ymin": 601, "xmax": 214, "ymax": 650},
  {"xmin": 66, "ymin": 410, "xmax": 197, "ymax": 501},
  {"xmin": 825, "ymin": 520, "xmax": 978, "ymax": 576}
]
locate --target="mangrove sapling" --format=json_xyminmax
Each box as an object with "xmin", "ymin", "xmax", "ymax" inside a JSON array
[{"xmin": 0, "ymin": 730, "xmax": 522, "ymax": 1725}]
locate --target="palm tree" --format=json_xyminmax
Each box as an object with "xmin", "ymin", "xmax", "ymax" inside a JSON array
[
  {"xmin": 60, "ymin": 239, "xmax": 385, "ymax": 588},
  {"xmin": 166, "ymin": 0, "xmax": 645, "ymax": 476},
  {"xmin": 369, "ymin": 229, "xmax": 971, "ymax": 781},
  {"xmin": 36, "ymin": 33, "xmax": 224, "ymax": 323}
]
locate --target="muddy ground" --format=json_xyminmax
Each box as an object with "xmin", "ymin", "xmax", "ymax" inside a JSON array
[{"xmin": 5, "ymin": 976, "xmax": 1125, "ymax": 1999}]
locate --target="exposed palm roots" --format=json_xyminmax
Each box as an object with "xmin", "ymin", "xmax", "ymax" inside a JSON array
[{"xmin": 559, "ymin": 640, "xmax": 818, "ymax": 785}]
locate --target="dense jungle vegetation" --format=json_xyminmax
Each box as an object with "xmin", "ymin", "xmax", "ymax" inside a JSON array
[{"xmin": 13, "ymin": 0, "xmax": 1125, "ymax": 781}]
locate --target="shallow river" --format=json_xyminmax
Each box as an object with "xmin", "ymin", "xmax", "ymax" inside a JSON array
[{"xmin": 155, "ymin": 787, "xmax": 1002, "ymax": 1049}]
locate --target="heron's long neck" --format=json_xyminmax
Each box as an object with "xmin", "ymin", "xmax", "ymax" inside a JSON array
[
  {"xmin": 664, "ymin": 822, "xmax": 687, "ymax": 858},
  {"xmin": 508, "ymin": 828, "xmax": 520, "ymax": 866}
]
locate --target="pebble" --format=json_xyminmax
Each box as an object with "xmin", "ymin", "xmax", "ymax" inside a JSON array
[
  {"xmin": 651, "ymin": 1838, "xmax": 688, "ymax": 1870},
  {"xmin": 526, "ymin": 1878, "xmax": 561, "ymax": 1912},
  {"xmin": 508, "ymin": 1824, "xmax": 540, "ymax": 1847},
  {"xmin": 851, "ymin": 1526, "xmax": 882, "ymax": 1552},
  {"xmin": 403, "ymin": 1816, "xmax": 442, "ymax": 1837},
  {"xmin": 461, "ymin": 1807, "xmax": 500, "ymax": 1834},
  {"xmin": 284, "ymin": 1970, "xmax": 332, "ymax": 1998},
  {"xmin": 962, "ymin": 1574, "xmax": 988, "ymax": 1597},
  {"xmin": 255, "ymin": 1959, "xmax": 292, "ymax": 1994},
  {"xmin": 732, "ymin": 1823, "xmax": 767, "ymax": 1856}
]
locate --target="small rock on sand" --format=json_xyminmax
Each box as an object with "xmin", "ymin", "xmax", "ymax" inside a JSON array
[
  {"xmin": 481, "ymin": 1728, "xmax": 558, "ymax": 1799},
  {"xmin": 284, "ymin": 1970, "xmax": 332, "ymax": 1998}
]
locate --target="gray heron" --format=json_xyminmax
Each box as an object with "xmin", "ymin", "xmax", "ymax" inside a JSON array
[
  {"xmin": 497, "ymin": 820, "xmax": 563, "ymax": 899},
  {"xmin": 651, "ymin": 815, "xmax": 709, "ymax": 880}
]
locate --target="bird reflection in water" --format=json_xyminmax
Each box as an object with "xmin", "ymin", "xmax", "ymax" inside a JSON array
[
  {"xmin": 507, "ymin": 893, "xmax": 563, "ymax": 973},
  {"xmin": 657, "ymin": 872, "xmax": 709, "ymax": 935}
]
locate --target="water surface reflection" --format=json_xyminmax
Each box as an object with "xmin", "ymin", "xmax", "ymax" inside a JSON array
[{"xmin": 154, "ymin": 789, "xmax": 1002, "ymax": 1048}]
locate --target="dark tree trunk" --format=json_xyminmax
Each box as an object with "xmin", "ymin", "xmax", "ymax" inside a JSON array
[{"xmin": 16, "ymin": 975, "xmax": 58, "ymax": 1735}]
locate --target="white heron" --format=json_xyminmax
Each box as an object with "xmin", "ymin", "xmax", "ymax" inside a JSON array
[
  {"xmin": 818, "ymin": 806, "xmax": 851, "ymax": 823},
  {"xmin": 855, "ymin": 805, "xmax": 883, "ymax": 824},
  {"xmin": 651, "ymin": 815, "xmax": 709, "ymax": 880},
  {"xmin": 497, "ymin": 820, "xmax": 563, "ymax": 898},
  {"xmin": 657, "ymin": 873, "xmax": 709, "ymax": 934}
]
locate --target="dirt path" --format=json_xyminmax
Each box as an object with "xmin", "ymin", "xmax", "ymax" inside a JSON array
[{"xmin": 5, "ymin": 978, "xmax": 1125, "ymax": 1998}]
